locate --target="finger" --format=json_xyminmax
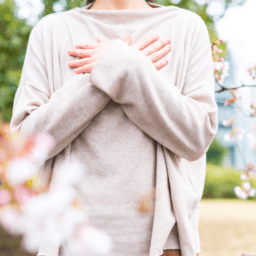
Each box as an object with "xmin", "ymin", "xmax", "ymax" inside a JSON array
[
  {"xmin": 123, "ymin": 34, "xmax": 132, "ymax": 46},
  {"xmin": 97, "ymin": 36, "xmax": 103, "ymax": 43},
  {"xmin": 148, "ymin": 44, "xmax": 172, "ymax": 63},
  {"xmin": 74, "ymin": 63, "xmax": 94, "ymax": 74},
  {"xmin": 141, "ymin": 38, "xmax": 171, "ymax": 57},
  {"xmin": 68, "ymin": 57, "xmax": 91, "ymax": 68},
  {"xmin": 74, "ymin": 42, "xmax": 97, "ymax": 49},
  {"xmin": 154, "ymin": 59, "xmax": 169, "ymax": 71},
  {"xmin": 97, "ymin": 36, "xmax": 110, "ymax": 43},
  {"xmin": 68, "ymin": 48, "xmax": 94, "ymax": 58},
  {"xmin": 133, "ymin": 34, "xmax": 159, "ymax": 51}
]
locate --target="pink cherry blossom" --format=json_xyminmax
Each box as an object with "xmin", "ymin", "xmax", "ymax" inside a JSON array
[
  {"xmin": 224, "ymin": 132, "xmax": 235, "ymax": 141},
  {"xmin": 240, "ymin": 172, "xmax": 250, "ymax": 181},
  {"xmin": 78, "ymin": 224, "xmax": 113, "ymax": 255},
  {"xmin": 242, "ymin": 182, "xmax": 251, "ymax": 192},
  {"xmin": 224, "ymin": 96, "xmax": 236, "ymax": 106},
  {"xmin": 249, "ymin": 188, "xmax": 256, "ymax": 197},
  {"xmin": 0, "ymin": 207, "xmax": 21, "ymax": 235},
  {"xmin": 0, "ymin": 189, "xmax": 12, "ymax": 207},
  {"xmin": 247, "ymin": 133, "xmax": 256, "ymax": 151},
  {"xmin": 252, "ymin": 123, "xmax": 256, "ymax": 130},
  {"xmin": 14, "ymin": 184, "xmax": 36, "ymax": 205},
  {"xmin": 6, "ymin": 157, "xmax": 37, "ymax": 187},
  {"xmin": 224, "ymin": 127, "xmax": 245, "ymax": 142},
  {"xmin": 244, "ymin": 162, "xmax": 256, "ymax": 172},
  {"xmin": 222, "ymin": 116, "xmax": 235, "ymax": 127},
  {"xmin": 234, "ymin": 186, "xmax": 247, "ymax": 200},
  {"xmin": 247, "ymin": 63, "xmax": 256, "ymax": 79},
  {"xmin": 236, "ymin": 128, "xmax": 245, "ymax": 140},
  {"xmin": 29, "ymin": 132, "xmax": 55, "ymax": 162}
]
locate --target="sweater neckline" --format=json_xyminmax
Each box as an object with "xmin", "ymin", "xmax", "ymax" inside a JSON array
[{"xmin": 79, "ymin": 2, "xmax": 169, "ymax": 14}]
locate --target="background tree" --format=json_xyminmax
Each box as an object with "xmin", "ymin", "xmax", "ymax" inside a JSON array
[
  {"xmin": 0, "ymin": 0, "xmax": 32, "ymax": 123},
  {"xmin": 0, "ymin": 0, "xmax": 246, "ymax": 124}
]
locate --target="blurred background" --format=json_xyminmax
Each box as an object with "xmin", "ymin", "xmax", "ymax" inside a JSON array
[{"xmin": 0, "ymin": 0, "xmax": 256, "ymax": 255}]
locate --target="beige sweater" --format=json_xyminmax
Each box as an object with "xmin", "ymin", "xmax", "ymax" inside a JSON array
[{"xmin": 10, "ymin": 2, "xmax": 218, "ymax": 256}]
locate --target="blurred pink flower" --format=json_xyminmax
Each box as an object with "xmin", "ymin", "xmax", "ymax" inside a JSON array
[
  {"xmin": 236, "ymin": 128, "xmax": 246, "ymax": 140},
  {"xmin": 6, "ymin": 157, "xmax": 37, "ymax": 187},
  {"xmin": 234, "ymin": 182, "xmax": 256, "ymax": 200},
  {"xmin": 0, "ymin": 189, "xmax": 11, "ymax": 207},
  {"xmin": 224, "ymin": 132, "xmax": 235, "ymax": 141},
  {"xmin": 224, "ymin": 127, "xmax": 245, "ymax": 142},
  {"xmin": 213, "ymin": 60, "xmax": 230, "ymax": 85},
  {"xmin": 247, "ymin": 63, "xmax": 256, "ymax": 79},
  {"xmin": 78, "ymin": 224, "xmax": 113, "ymax": 255},
  {"xmin": 14, "ymin": 185, "xmax": 36, "ymax": 205},
  {"xmin": 222, "ymin": 116, "xmax": 235, "ymax": 127},
  {"xmin": 0, "ymin": 207, "xmax": 21, "ymax": 235},
  {"xmin": 29, "ymin": 132, "xmax": 55, "ymax": 162},
  {"xmin": 249, "ymin": 188, "xmax": 256, "ymax": 197},
  {"xmin": 247, "ymin": 133, "xmax": 256, "ymax": 151},
  {"xmin": 240, "ymin": 172, "xmax": 250, "ymax": 181},
  {"xmin": 242, "ymin": 182, "xmax": 251, "ymax": 192},
  {"xmin": 252, "ymin": 123, "xmax": 256, "ymax": 130},
  {"xmin": 244, "ymin": 161, "xmax": 256, "ymax": 172},
  {"xmin": 224, "ymin": 97, "xmax": 236, "ymax": 106},
  {"xmin": 234, "ymin": 186, "xmax": 247, "ymax": 200}
]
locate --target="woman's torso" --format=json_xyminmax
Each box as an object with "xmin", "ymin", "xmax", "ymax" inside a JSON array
[{"xmin": 39, "ymin": 4, "xmax": 197, "ymax": 254}]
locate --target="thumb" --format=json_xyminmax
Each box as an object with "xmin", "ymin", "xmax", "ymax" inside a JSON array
[{"xmin": 123, "ymin": 34, "xmax": 132, "ymax": 46}]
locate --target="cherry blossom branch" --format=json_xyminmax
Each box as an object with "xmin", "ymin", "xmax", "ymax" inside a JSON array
[{"xmin": 215, "ymin": 82, "xmax": 256, "ymax": 93}]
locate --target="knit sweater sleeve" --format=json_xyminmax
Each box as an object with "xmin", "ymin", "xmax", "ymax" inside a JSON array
[
  {"xmin": 10, "ymin": 18, "xmax": 110, "ymax": 161},
  {"xmin": 89, "ymin": 15, "xmax": 218, "ymax": 162}
]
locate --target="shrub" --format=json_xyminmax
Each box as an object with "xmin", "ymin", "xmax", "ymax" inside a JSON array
[
  {"xmin": 206, "ymin": 137, "xmax": 229, "ymax": 166},
  {"xmin": 202, "ymin": 163, "xmax": 256, "ymax": 200}
]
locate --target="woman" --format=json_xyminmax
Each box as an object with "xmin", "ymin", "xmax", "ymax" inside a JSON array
[{"xmin": 10, "ymin": 0, "xmax": 218, "ymax": 256}]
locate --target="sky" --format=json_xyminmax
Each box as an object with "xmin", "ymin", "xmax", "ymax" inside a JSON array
[
  {"xmin": 216, "ymin": 0, "xmax": 256, "ymax": 86},
  {"xmin": 14, "ymin": 0, "xmax": 64, "ymax": 25},
  {"xmin": 15, "ymin": 0, "xmax": 44, "ymax": 25}
]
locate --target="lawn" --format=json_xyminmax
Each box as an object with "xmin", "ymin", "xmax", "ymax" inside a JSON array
[{"xmin": 199, "ymin": 198, "xmax": 256, "ymax": 256}]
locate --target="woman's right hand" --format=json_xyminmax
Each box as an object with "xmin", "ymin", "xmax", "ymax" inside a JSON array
[
  {"xmin": 123, "ymin": 34, "xmax": 172, "ymax": 70},
  {"xmin": 97, "ymin": 34, "xmax": 172, "ymax": 71}
]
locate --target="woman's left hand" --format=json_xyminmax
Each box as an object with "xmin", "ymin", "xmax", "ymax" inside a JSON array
[
  {"xmin": 68, "ymin": 36, "xmax": 112, "ymax": 74},
  {"xmin": 68, "ymin": 34, "xmax": 172, "ymax": 74}
]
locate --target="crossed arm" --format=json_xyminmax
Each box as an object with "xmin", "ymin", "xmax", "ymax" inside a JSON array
[
  {"xmin": 10, "ymin": 22, "xmax": 111, "ymax": 161},
  {"xmin": 10, "ymin": 16, "xmax": 218, "ymax": 162},
  {"xmin": 88, "ymin": 34, "xmax": 218, "ymax": 161}
]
